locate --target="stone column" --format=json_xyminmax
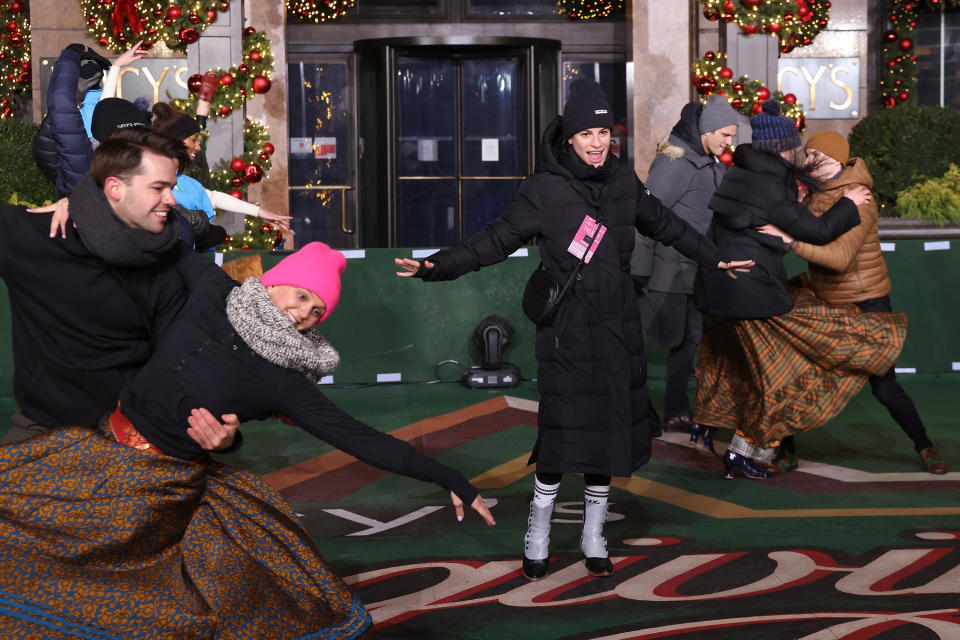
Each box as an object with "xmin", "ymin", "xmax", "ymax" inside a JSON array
[{"xmin": 629, "ymin": 2, "xmax": 692, "ymax": 180}]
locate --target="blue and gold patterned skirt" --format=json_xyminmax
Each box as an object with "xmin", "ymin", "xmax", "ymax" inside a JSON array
[{"xmin": 0, "ymin": 415, "xmax": 371, "ymax": 639}]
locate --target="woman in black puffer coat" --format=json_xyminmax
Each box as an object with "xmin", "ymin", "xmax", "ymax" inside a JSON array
[{"xmin": 396, "ymin": 80, "xmax": 751, "ymax": 581}]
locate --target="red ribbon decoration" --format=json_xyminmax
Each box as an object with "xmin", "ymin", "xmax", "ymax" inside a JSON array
[{"xmin": 111, "ymin": 0, "xmax": 145, "ymax": 36}]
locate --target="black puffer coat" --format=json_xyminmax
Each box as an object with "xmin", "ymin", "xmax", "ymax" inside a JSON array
[
  {"xmin": 419, "ymin": 116, "xmax": 721, "ymax": 477},
  {"xmin": 696, "ymin": 144, "xmax": 860, "ymax": 319}
]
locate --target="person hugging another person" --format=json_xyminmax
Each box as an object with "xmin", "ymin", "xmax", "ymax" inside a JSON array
[
  {"xmin": 760, "ymin": 130, "xmax": 949, "ymax": 475},
  {"xmin": 694, "ymin": 100, "xmax": 908, "ymax": 479}
]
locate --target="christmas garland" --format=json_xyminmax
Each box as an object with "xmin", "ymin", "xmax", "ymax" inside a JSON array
[
  {"xmin": 210, "ymin": 119, "xmax": 281, "ymax": 251},
  {"xmin": 882, "ymin": 0, "xmax": 960, "ymax": 108},
  {"xmin": 286, "ymin": 0, "xmax": 355, "ymax": 23},
  {"xmin": 557, "ymin": 0, "xmax": 624, "ymax": 20},
  {"xmin": 80, "ymin": 0, "xmax": 231, "ymax": 53},
  {"xmin": 693, "ymin": 50, "xmax": 806, "ymax": 129},
  {"xmin": 0, "ymin": 0, "xmax": 30, "ymax": 118},
  {"xmin": 699, "ymin": 0, "xmax": 830, "ymax": 53},
  {"xmin": 171, "ymin": 27, "xmax": 274, "ymax": 121}
]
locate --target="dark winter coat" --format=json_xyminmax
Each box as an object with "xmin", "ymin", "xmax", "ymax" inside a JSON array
[
  {"xmin": 634, "ymin": 110, "xmax": 726, "ymax": 294},
  {"xmin": 417, "ymin": 116, "xmax": 721, "ymax": 477},
  {"xmin": 119, "ymin": 267, "xmax": 478, "ymax": 504},
  {"xmin": 696, "ymin": 144, "xmax": 860, "ymax": 319},
  {"xmin": 33, "ymin": 48, "xmax": 94, "ymax": 198},
  {"xmin": 0, "ymin": 196, "xmax": 215, "ymax": 430}
]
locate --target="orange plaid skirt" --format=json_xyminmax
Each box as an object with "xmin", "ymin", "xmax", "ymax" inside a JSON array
[{"xmin": 695, "ymin": 285, "xmax": 907, "ymax": 448}]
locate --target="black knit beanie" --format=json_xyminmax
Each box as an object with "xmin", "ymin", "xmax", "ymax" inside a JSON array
[
  {"xmin": 562, "ymin": 79, "xmax": 614, "ymax": 140},
  {"xmin": 749, "ymin": 99, "xmax": 801, "ymax": 154},
  {"xmin": 91, "ymin": 98, "xmax": 152, "ymax": 143}
]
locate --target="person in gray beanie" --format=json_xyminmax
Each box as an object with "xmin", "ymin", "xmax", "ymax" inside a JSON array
[
  {"xmin": 631, "ymin": 94, "xmax": 740, "ymax": 454},
  {"xmin": 397, "ymin": 80, "xmax": 754, "ymax": 580}
]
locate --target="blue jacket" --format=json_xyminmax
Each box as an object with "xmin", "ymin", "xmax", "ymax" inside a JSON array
[{"xmin": 45, "ymin": 48, "xmax": 93, "ymax": 198}]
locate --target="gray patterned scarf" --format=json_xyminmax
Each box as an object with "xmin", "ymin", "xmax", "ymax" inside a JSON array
[{"xmin": 225, "ymin": 277, "xmax": 340, "ymax": 383}]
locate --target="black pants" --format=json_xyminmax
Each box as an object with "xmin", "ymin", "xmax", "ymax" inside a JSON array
[
  {"xmin": 536, "ymin": 472, "xmax": 610, "ymax": 486},
  {"xmin": 856, "ymin": 296, "xmax": 933, "ymax": 452}
]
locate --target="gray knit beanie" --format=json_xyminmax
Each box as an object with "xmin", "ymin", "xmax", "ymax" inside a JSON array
[{"xmin": 698, "ymin": 95, "xmax": 739, "ymax": 134}]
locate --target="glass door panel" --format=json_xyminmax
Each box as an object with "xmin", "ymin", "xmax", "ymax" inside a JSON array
[
  {"xmin": 395, "ymin": 51, "xmax": 528, "ymax": 247},
  {"xmin": 287, "ymin": 61, "xmax": 357, "ymax": 248}
]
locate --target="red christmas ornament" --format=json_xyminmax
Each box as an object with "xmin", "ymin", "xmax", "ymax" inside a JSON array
[
  {"xmin": 243, "ymin": 163, "xmax": 264, "ymax": 184},
  {"xmin": 236, "ymin": 63, "xmax": 249, "ymax": 74},
  {"xmin": 260, "ymin": 223, "xmax": 272, "ymax": 233},
  {"xmin": 783, "ymin": 93, "xmax": 797, "ymax": 104},
  {"xmin": 757, "ymin": 87, "xmax": 771, "ymax": 100},
  {"xmin": 262, "ymin": 142, "xmax": 275, "ymax": 156},
  {"xmin": 206, "ymin": 10, "xmax": 218, "ymax": 23},
  {"xmin": 219, "ymin": 72, "xmax": 235, "ymax": 87},
  {"xmin": 719, "ymin": 67, "xmax": 733, "ymax": 79},
  {"xmin": 187, "ymin": 73, "xmax": 203, "ymax": 93},
  {"xmin": 898, "ymin": 91, "xmax": 910, "ymax": 102},
  {"xmin": 731, "ymin": 97, "xmax": 743, "ymax": 109},
  {"xmin": 742, "ymin": 0, "xmax": 762, "ymax": 7},
  {"xmin": 230, "ymin": 157, "xmax": 246, "ymax": 172},
  {"xmin": 188, "ymin": 12, "xmax": 200, "ymax": 24},
  {"xmin": 742, "ymin": 24, "xmax": 758, "ymax": 34},
  {"xmin": 704, "ymin": 51, "xmax": 716, "ymax": 61},
  {"xmin": 795, "ymin": 114, "xmax": 806, "ymax": 131},
  {"xmin": 248, "ymin": 50, "xmax": 262, "ymax": 63},
  {"xmin": 18, "ymin": 70, "xmax": 30, "ymax": 84},
  {"xmin": 9, "ymin": 33, "xmax": 23, "ymax": 47},
  {"xmin": 87, "ymin": 16, "xmax": 97, "ymax": 26},
  {"xmin": 9, "ymin": 1, "xmax": 23, "ymax": 14},
  {"xmin": 220, "ymin": 1, "xmax": 231, "ymax": 11},
  {"xmin": 179, "ymin": 28, "xmax": 200, "ymax": 44},
  {"xmin": 7, "ymin": 20, "xmax": 19, "ymax": 32},
  {"xmin": 723, "ymin": 0, "xmax": 735, "ymax": 12},
  {"xmin": 243, "ymin": 26, "xmax": 256, "ymax": 36},
  {"xmin": 219, "ymin": 105, "xmax": 232, "ymax": 116},
  {"xmin": 718, "ymin": 149, "xmax": 734, "ymax": 166},
  {"xmin": 751, "ymin": 101, "xmax": 763, "ymax": 114},
  {"xmin": 258, "ymin": 151, "xmax": 270, "ymax": 161},
  {"xmin": 231, "ymin": 175, "xmax": 244, "ymax": 187},
  {"xmin": 19, "ymin": 61, "xmax": 29, "ymax": 71},
  {"xmin": 229, "ymin": 189, "xmax": 243, "ymax": 199},
  {"xmin": 766, "ymin": 22, "xmax": 782, "ymax": 34},
  {"xmin": 163, "ymin": 16, "xmax": 173, "ymax": 26},
  {"xmin": 252, "ymin": 75, "xmax": 271, "ymax": 94},
  {"xmin": 696, "ymin": 77, "xmax": 716, "ymax": 95},
  {"xmin": 732, "ymin": 82, "xmax": 744, "ymax": 92},
  {"xmin": 898, "ymin": 38, "xmax": 913, "ymax": 52},
  {"xmin": 704, "ymin": 10, "xmax": 719, "ymax": 21},
  {"xmin": 167, "ymin": 6, "xmax": 182, "ymax": 20}
]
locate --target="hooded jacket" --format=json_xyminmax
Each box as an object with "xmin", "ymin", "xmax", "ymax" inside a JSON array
[
  {"xmin": 636, "ymin": 102, "xmax": 726, "ymax": 294},
  {"xmin": 795, "ymin": 157, "xmax": 891, "ymax": 304},
  {"xmin": 418, "ymin": 116, "xmax": 720, "ymax": 477},
  {"xmin": 696, "ymin": 144, "xmax": 861, "ymax": 319}
]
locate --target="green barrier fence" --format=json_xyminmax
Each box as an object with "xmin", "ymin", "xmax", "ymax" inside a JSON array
[{"xmin": 0, "ymin": 240, "xmax": 957, "ymax": 395}]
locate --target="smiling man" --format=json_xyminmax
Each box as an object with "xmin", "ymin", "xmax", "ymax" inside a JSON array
[{"xmin": 0, "ymin": 127, "xmax": 226, "ymax": 444}]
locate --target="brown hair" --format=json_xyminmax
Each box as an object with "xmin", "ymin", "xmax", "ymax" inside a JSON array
[
  {"xmin": 90, "ymin": 127, "xmax": 191, "ymax": 187},
  {"xmin": 150, "ymin": 101, "xmax": 199, "ymax": 140}
]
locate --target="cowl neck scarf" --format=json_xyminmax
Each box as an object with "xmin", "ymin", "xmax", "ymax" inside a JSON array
[
  {"xmin": 225, "ymin": 277, "xmax": 340, "ymax": 383},
  {"xmin": 69, "ymin": 174, "xmax": 179, "ymax": 267}
]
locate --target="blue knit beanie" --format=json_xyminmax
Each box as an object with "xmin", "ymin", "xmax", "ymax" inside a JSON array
[{"xmin": 749, "ymin": 100, "xmax": 801, "ymax": 154}]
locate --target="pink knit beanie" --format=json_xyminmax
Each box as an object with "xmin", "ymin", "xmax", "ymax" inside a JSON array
[{"xmin": 261, "ymin": 242, "xmax": 346, "ymax": 323}]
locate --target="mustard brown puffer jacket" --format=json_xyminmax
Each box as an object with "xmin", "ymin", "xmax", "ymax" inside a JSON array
[{"xmin": 795, "ymin": 157, "xmax": 891, "ymax": 304}]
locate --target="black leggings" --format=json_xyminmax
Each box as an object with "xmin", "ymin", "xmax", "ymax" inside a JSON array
[{"xmin": 536, "ymin": 472, "xmax": 611, "ymax": 486}]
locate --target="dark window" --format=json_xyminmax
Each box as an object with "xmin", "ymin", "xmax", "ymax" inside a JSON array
[{"xmin": 915, "ymin": 9, "xmax": 960, "ymax": 111}]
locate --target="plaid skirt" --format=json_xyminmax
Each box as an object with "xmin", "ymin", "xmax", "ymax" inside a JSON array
[
  {"xmin": 694, "ymin": 286, "xmax": 907, "ymax": 448},
  {"xmin": 0, "ymin": 416, "xmax": 371, "ymax": 640}
]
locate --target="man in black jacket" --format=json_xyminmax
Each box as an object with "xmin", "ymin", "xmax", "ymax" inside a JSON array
[{"xmin": 1, "ymin": 127, "xmax": 229, "ymax": 444}]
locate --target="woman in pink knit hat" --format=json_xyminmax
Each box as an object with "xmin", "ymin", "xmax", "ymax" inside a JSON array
[{"xmin": 0, "ymin": 241, "xmax": 493, "ymax": 640}]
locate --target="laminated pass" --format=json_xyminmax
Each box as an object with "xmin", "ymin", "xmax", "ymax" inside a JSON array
[{"xmin": 567, "ymin": 214, "xmax": 607, "ymax": 263}]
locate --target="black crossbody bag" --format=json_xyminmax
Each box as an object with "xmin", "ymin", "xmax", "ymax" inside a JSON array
[{"xmin": 521, "ymin": 182, "xmax": 611, "ymax": 326}]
